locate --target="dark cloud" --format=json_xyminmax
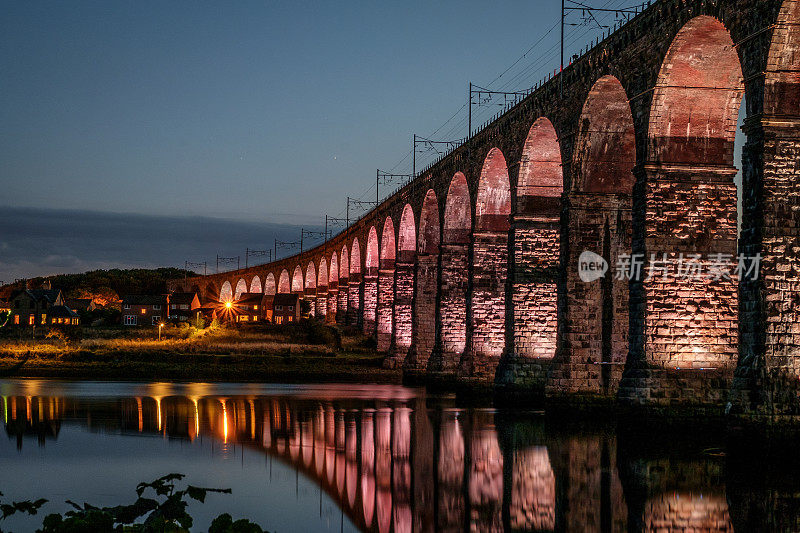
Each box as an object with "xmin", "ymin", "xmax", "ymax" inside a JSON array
[{"xmin": 0, "ymin": 206, "xmax": 318, "ymax": 282}]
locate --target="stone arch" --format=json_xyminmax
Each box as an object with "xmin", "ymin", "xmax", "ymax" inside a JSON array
[
  {"xmin": 278, "ymin": 270, "xmax": 290, "ymax": 294},
  {"xmin": 629, "ymin": 15, "xmax": 743, "ymax": 388},
  {"xmin": 340, "ymin": 245, "xmax": 349, "ymax": 280},
  {"xmin": 337, "ymin": 245, "xmax": 349, "ymax": 321},
  {"xmin": 292, "ymin": 265, "xmax": 304, "ymax": 293},
  {"xmin": 510, "ymin": 117, "xmax": 563, "ymax": 365},
  {"xmin": 305, "ymin": 262, "xmax": 317, "ymax": 317},
  {"xmin": 398, "ymin": 205, "xmax": 416, "ymax": 263},
  {"xmin": 648, "ymin": 16, "xmax": 744, "ymax": 166},
  {"xmin": 234, "ymin": 278, "xmax": 247, "ymax": 300},
  {"xmin": 388, "ymin": 204, "xmax": 417, "ymax": 363},
  {"xmin": 377, "ymin": 217, "xmax": 396, "ymax": 352},
  {"xmin": 318, "ymin": 258, "xmax": 328, "ymax": 288},
  {"xmin": 573, "ymin": 75, "xmax": 636, "ymax": 193},
  {"xmin": 409, "ymin": 189, "xmax": 440, "ymax": 369},
  {"xmin": 419, "ymin": 189, "xmax": 440, "ymax": 255},
  {"xmin": 363, "ymin": 227, "xmax": 380, "ymax": 335},
  {"xmin": 250, "ymin": 275, "xmax": 262, "ymax": 294},
  {"xmin": 219, "ymin": 280, "xmax": 233, "ymax": 303},
  {"xmin": 517, "ymin": 117, "xmax": 563, "ymax": 212},
  {"xmin": 264, "ymin": 273, "xmax": 276, "ymax": 296},
  {"xmin": 437, "ymin": 173, "xmax": 471, "ymax": 371},
  {"xmin": 327, "ymin": 251, "xmax": 339, "ymax": 322},
  {"xmin": 305, "ymin": 262, "xmax": 316, "ymax": 290},
  {"xmin": 557, "ymin": 74, "xmax": 636, "ymax": 397},
  {"xmin": 347, "ymin": 238, "xmax": 362, "ymax": 326},
  {"xmin": 350, "ymin": 238, "xmax": 362, "ymax": 277},
  {"xmin": 443, "ymin": 172, "xmax": 471, "ymax": 244},
  {"xmin": 467, "ymin": 148, "xmax": 511, "ymax": 377}
]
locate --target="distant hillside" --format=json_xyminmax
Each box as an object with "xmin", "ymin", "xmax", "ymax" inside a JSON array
[{"xmin": 0, "ymin": 268, "xmax": 193, "ymax": 306}]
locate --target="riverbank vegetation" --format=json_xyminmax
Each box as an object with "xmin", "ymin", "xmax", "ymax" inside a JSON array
[{"xmin": 0, "ymin": 321, "xmax": 398, "ymax": 383}]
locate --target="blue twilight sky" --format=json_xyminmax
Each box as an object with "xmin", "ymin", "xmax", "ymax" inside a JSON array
[{"xmin": 0, "ymin": 1, "xmax": 739, "ymax": 281}]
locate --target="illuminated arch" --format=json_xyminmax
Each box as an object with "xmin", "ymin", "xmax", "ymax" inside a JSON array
[
  {"xmin": 292, "ymin": 265, "xmax": 304, "ymax": 293},
  {"xmin": 250, "ymin": 275, "xmax": 262, "ymax": 294},
  {"xmin": 278, "ymin": 270, "xmax": 290, "ymax": 294},
  {"xmin": 340, "ymin": 245, "xmax": 349, "ymax": 280},
  {"xmin": 443, "ymin": 172, "xmax": 471, "ymax": 244},
  {"xmin": 573, "ymin": 75, "xmax": 636, "ymax": 193},
  {"xmin": 398, "ymin": 204, "xmax": 416, "ymax": 263},
  {"xmin": 468, "ymin": 148, "xmax": 512, "ymax": 373},
  {"xmin": 305, "ymin": 262, "xmax": 316, "ymax": 290},
  {"xmin": 418, "ymin": 190, "xmax": 440, "ymax": 254},
  {"xmin": 517, "ymin": 117, "xmax": 562, "ymax": 213},
  {"xmin": 234, "ymin": 278, "xmax": 247, "ymax": 300},
  {"xmin": 330, "ymin": 253, "xmax": 339, "ymax": 284},
  {"xmin": 350, "ymin": 239, "xmax": 361, "ymax": 277},
  {"xmin": 380, "ymin": 217, "xmax": 395, "ymax": 267},
  {"xmin": 318, "ymin": 258, "xmax": 328, "ymax": 288},
  {"xmin": 366, "ymin": 227, "xmax": 379, "ymax": 276},
  {"xmin": 649, "ymin": 16, "xmax": 744, "ymax": 165},
  {"xmin": 264, "ymin": 273, "xmax": 276, "ymax": 296},
  {"xmin": 219, "ymin": 280, "xmax": 233, "ymax": 303}
]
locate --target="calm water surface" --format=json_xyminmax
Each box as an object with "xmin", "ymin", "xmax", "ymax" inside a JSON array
[{"xmin": 0, "ymin": 379, "xmax": 797, "ymax": 532}]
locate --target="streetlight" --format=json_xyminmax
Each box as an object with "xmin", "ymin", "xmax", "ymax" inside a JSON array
[
  {"xmin": 158, "ymin": 323, "xmax": 164, "ymax": 341},
  {"xmin": 225, "ymin": 301, "xmax": 232, "ymax": 309}
]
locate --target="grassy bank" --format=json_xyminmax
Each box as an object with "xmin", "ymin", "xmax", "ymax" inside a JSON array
[{"xmin": 0, "ymin": 322, "xmax": 401, "ymax": 383}]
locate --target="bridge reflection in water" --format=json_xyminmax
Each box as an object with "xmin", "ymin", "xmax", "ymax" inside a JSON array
[{"xmin": 2, "ymin": 382, "xmax": 797, "ymax": 531}]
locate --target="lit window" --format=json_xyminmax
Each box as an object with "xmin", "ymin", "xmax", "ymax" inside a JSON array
[
  {"xmin": 288, "ymin": 316, "xmax": 293, "ymax": 322},
  {"xmin": 253, "ymin": 305, "xmax": 258, "ymax": 310},
  {"xmin": 41, "ymin": 314, "xmax": 47, "ymax": 325},
  {"xmin": 29, "ymin": 316, "xmax": 35, "ymax": 325},
  {"xmin": 275, "ymin": 305, "xmax": 283, "ymax": 311},
  {"xmin": 180, "ymin": 304, "xmax": 188, "ymax": 310},
  {"xmin": 141, "ymin": 308, "xmax": 146, "ymax": 314},
  {"xmin": 240, "ymin": 316, "xmax": 249, "ymax": 322},
  {"xmin": 14, "ymin": 315, "xmax": 19, "ymax": 325},
  {"xmin": 73, "ymin": 318, "xmax": 78, "ymax": 325}
]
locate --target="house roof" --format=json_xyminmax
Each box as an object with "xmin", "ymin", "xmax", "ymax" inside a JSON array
[
  {"xmin": 273, "ymin": 293, "xmax": 299, "ymax": 306},
  {"xmin": 169, "ymin": 292, "xmax": 198, "ymax": 305},
  {"xmin": 122, "ymin": 295, "xmax": 167, "ymax": 305},
  {"xmin": 236, "ymin": 292, "xmax": 264, "ymax": 305},
  {"xmin": 13, "ymin": 288, "xmax": 62, "ymax": 304},
  {"xmin": 49, "ymin": 305, "xmax": 79, "ymax": 318},
  {"xmin": 65, "ymin": 298, "xmax": 93, "ymax": 311}
]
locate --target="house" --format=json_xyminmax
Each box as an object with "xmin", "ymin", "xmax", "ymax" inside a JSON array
[
  {"xmin": 48, "ymin": 305, "xmax": 81, "ymax": 326},
  {"xmin": 121, "ymin": 295, "xmax": 167, "ymax": 326},
  {"xmin": 9, "ymin": 288, "xmax": 65, "ymax": 327},
  {"xmin": 272, "ymin": 293, "xmax": 300, "ymax": 324},
  {"xmin": 65, "ymin": 298, "xmax": 97, "ymax": 313},
  {"xmin": 233, "ymin": 293, "xmax": 266, "ymax": 323},
  {"xmin": 167, "ymin": 292, "xmax": 202, "ymax": 323},
  {"xmin": 0, "ymin": 298, "xmax": 10, "ymax": 316}
]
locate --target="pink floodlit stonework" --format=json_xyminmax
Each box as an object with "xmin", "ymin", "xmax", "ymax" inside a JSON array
[
  {"xmin": 291, "ymin": 265, "xmax": 304, "ymax": 294},
  {"xmin": 278, "ymin": 269, "xmax": 290, "ymax": 294},
  {"xmin": 377, "ymin": 217, "xmax": 396, "ymax": 353},
  {"xmin": 249, "ymin": 275, "xmax": 262, "ymax": 294},
  {"xmin": 234, "ymin": 278, "xmax": 247, "ymax": 300},
  {"xmin": 467, "ymin": 148, "xmax": 511, "ymax": 378},
  {"xmin": 219, "ymin": 280, "xmax": 233, "ymax": 303},
  {"xmin": 170, "ymin": 1, "xmax": 800, "ymax": 418},
  {"xmin": 305, "ymin": 262, "xmax": 317, "ymax": 316}
]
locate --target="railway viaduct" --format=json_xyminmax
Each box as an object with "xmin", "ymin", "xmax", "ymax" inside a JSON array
[{"xmin": 170, "ymin": 0, "xmax": 800, "ymax": 420}]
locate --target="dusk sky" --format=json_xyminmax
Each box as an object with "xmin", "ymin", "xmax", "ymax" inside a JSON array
[{"xmin": 1, "ymin": 1, "xmax": 734, "ymax": 281}]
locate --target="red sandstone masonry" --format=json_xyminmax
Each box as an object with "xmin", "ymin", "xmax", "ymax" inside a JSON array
[
  {"xmin": 465, "ymin": 233, "xmax": 508, "ymax": 379},
  {"xmin": 410, "ymin": 254, "xmax": 438, "ymax": 370},
  {"xmin": 377, "ymin": 269, "xmax": 395, "ymax": 353},
  {"xmin": 389, "ymin": 262, "xmax": 414, "ymax": 364},
  {"xmin": 327, "ymin": 284, "xmax": 338, "ymax": 325},
  {"xmin": 347, "ymin": 279, "xmax": 361, "ymax": 327},
  {"xmin": 362, "ymin": 275, "xmax": 378, "ymax": 337},
  {"xmin": 434, "ymin": 244, "xmax": 469, "ymax": 373},
  {"xmin": 337, "ymin": 276, "xmax": 348, "ymax": 325}
]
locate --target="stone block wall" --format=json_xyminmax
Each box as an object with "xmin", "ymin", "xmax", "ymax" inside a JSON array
[
  {"xmin": 434, "ymin": 244, "xmax": 469, "ymax": 373},
  {"xmin": 363, "ymin": 276, "xmax": 378, "ymax": 336},
  {"xmin": 337, "ymin": 277, "xmax": 348, "ymax": 325},
  {"xmin": 347, "ymin": 279, "xmax": 361, "ymax": 327},
  {"xmin": 466, "ymin": 233, "xmax": 508, "ymax": 379},
  {"xmin": 410, "ymin": 254, "xmax": 438, "ymax": 370},
  {"xmin": 377, "ymin": 269, "xmax": 395, "ymax": 353},
  {"xmin": 316, "ymin": 289, "xmax": 327, "ymax": 319},
  {"xmin": 326, "ymin": 284, "xmax": 338, "ymax": 325},
  {"xmin": 389, "ymin": 262, "xmax": 414, "ymax": 365}
]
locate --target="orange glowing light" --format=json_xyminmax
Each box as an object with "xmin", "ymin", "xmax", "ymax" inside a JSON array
[{"xmin": 225, "ymin": 301, "xmax": 233, "ymax": 309}]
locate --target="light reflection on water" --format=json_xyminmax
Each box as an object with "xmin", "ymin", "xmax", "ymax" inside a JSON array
[{"xmin": 1, "ymin": 379, "xmax": 798, "ymax": 532}]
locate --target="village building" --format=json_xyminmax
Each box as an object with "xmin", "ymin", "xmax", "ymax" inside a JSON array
[
  {"xmin": 48, "ymin": 305, "xmax": 81, "ymax": 326},
  {"xmin": 65, "ymin": 298, "xmax": 97, "ymax": 313},
  {"xmin": 167, "ymin": 292, "xmax": 201, "ymax": 323},
  {"xmin": 272, "ymin": 293, "xmax": 300, "ymax": 325},
  {"xmin": 9, "ymin": 288, "xmax": 66, "ymax": 326},
  {"xmin": 233, "ymin": 292, "xmax": 266, "ymax": 323},
  {"xmin": 121, "ymin": 295, "xmax": 167, "ymax": 326}
]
